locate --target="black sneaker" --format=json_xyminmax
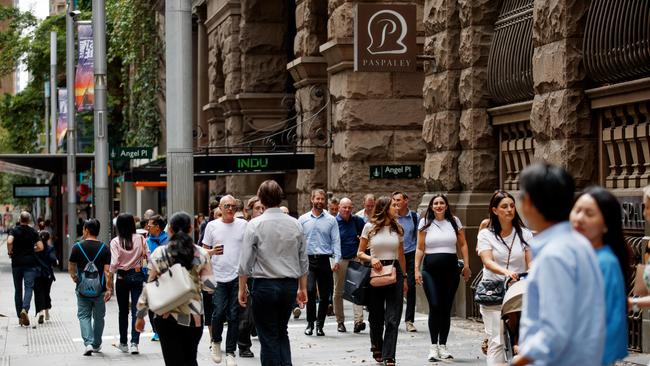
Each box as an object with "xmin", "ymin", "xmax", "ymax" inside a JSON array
[
  {"xmin": 353, "ymin": 321, "xmax": 366, "ymax": 333},
  {"xmin": 239, "ymin": 348, "xmax": 254, "ymax": 358}
]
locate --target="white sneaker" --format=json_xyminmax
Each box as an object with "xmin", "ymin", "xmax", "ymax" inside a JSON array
[
  {"xmin": 115, "ymin": 343, "xmax": 129, "ymax": 353},
  {"xmin": 130, "ymin": 343, "xmax": 139, "ymax": 354},
  {"xmin": 438, "ymin": 344, "xmax": 453, "ymax": 359},
  {"xmin": 92, "ymin": 345, "xmax": 101, "ymax": 353},
  {"xmin": 211, "ymin": 342, "xmax": 222, "ymax": 363},
  {"xmin": 225, "ymin": 354, "xmax": 237, "ymax": 366},
  {"xmin": 83, "ymin": 344, "xmax": 93, "ymax": 356},
  {"xmin": 427, "ymin": 344, "xmax": 439, "ymax": 361},
  {"xmin": 44, "ymin": 309, "xmax": 50, "ymax": 321}
]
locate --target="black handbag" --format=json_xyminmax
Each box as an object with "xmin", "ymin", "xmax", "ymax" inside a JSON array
[
  {"xmin": 343, "ymin": 261, "xmax": 371, "ymax": 306},
  {"xmin": 474, "ymin": 233, "xmax": 515, "ymax": 306}
]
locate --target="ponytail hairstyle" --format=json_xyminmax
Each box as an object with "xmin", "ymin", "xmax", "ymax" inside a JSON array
[
  {"xmin": 487, "ymin": 190, "xmax": 529, "ymax": 247},
  {"xmin": 167, "ymin": 211, "xmax": 195, "ymax": 270},
  {"xmin": 420, "ymin": 193, "xmax": 459, "ymax": 234},
  {"xmin": 116, "ymin": 213, "xmax": 136, "ymax": 250},
  {"xmin": 368, "ymin": 196, "xmax": 403, "ymax": 239}
]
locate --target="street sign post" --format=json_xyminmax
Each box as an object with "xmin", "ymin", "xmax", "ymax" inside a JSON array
[
  {"xmin": 110, "ymin": 146, "xmax": 153, "ymax": 160},
  {"xmin": 369, "ymin": 164, "xmax": 421, "ymax": 180}
]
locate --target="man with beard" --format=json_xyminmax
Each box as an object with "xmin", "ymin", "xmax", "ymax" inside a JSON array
[{"xmin": 298, "ymin": 189, "xmax": 341, "ymax": 336}]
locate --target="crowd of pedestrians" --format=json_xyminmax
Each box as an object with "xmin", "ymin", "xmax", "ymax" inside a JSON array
[{"xmin": 8, "ymin": 161, "xmax": 650, "ymax": 366}]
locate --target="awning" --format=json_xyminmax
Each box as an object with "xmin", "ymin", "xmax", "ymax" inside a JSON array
[{"xmin": 0, "ymin": 154, "xmax": 95, "ymax": 175}]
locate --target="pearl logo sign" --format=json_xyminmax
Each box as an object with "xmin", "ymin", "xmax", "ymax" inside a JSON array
[{"xmin": 355, "ymin": 4, "xmax": 417, "ymax": 72}]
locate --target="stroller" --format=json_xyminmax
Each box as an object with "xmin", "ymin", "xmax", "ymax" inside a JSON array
[{"xmin": 501, "ymin": 273, "xmax": 528, "ymax": 362}]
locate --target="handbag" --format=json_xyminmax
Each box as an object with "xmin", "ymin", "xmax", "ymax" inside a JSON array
[
  {"xmin": 138, "ymin": 235, "xmax": 149, "ymax": 277},
  {"xmin": 370, "ymin": 262, "xmax": 397, "ymax": 287},
  {"xmin": 343, "ymin": 260, "xmax": 371, "ymax": 305},
  {"xmin": 474, "ymin": 233, "xmax": 515, "ymax": 306},
  {"xmin": 145, "ymin": 248, "xmax": 195, "ymax": 315}
]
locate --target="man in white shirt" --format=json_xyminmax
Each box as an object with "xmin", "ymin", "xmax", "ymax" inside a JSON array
[
  {"xmin": 355, "ymin": 194, "xmax": 375, "ymax": 223},
  {"xmin": 202, "ymin": 195, "xmax": 247, "ymax": 366}
]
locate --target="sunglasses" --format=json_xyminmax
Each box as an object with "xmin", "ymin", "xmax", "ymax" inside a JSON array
[{"xmin": 222, "ymin": 204, "xmax": 236, "ymax": 210}]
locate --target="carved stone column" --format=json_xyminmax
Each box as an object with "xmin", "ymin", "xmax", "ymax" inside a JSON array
[
  {"xmin": 531, "ymin": 0, "xmax": 594, "ymax": 187},
  {"xmin": 322, "ymin": 0, "xmax": 427, "ymax": 207}
]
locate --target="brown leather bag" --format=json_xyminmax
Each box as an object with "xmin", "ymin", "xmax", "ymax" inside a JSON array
[{"xmin": 370, "ymin": 263, "xmax": 396, "ymax": 287}]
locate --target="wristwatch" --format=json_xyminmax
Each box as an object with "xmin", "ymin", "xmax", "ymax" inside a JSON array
[{"xmin": 632, "ymin": 297, "xmax": 640, "ymax": 313}]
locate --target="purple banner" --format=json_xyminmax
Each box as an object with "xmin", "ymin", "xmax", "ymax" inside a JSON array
[{"xmin": 75, "ymin": 23, "xmax": 93, "ymax": 111}]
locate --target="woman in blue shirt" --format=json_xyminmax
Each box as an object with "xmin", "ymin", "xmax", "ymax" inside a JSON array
[{"xmin": 570, "ymin": 186, "xmax": 630, "ymax": 366}]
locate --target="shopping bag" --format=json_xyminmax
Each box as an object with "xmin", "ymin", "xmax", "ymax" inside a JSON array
[{"xmin": 343, "ymin": 261, "xmax": 371, "ymax": 306}]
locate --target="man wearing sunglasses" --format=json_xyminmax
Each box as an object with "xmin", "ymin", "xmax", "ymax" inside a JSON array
[{"xmin": 202, "ymin": 195, "xmax": 248, "ymax": 366}]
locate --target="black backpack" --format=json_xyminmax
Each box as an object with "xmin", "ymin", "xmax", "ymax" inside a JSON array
[{"xmin": 76, "ymin": 242, "xmax": 106, "ymax": 298}]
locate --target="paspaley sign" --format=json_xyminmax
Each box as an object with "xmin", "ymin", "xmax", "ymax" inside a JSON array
[
  {"xmin": 354, "ymin": 3, "xmax": 417, "ymax": 72},
  {"xmin": 369, "ymin": 165, "xmax": 421, "ymax": 180}
]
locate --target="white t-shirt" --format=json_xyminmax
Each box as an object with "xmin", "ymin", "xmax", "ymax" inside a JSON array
[
  {"xmin": 476, "ymin": 227, "xmax": 532, "ymax": 281},
  {"xmin": 201, "ymin": 218, "xmax": 247, "ymax": 283},
  {"xmin": 418, "ymin": 216, "xmax": 462, "ymax": 254},
  {"xmin": 361, "ymin": 223, "xmax": 401, "ymax": 260}
]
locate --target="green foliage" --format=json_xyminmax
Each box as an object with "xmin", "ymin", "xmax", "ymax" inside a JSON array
[
  {"xmin": 0, "ymin": 5, "xmax": 37, "ymax": 78},
  {"xmin": 0, "ymin": 83, "xmax": 43, "ymax": 153},
  {"xmin": 0, "ymin": 173, "xmax": 35, "ymax": 208},
  {"xmin": 108, "ymin": 0, "xmax": 162, "ymax": 147}
]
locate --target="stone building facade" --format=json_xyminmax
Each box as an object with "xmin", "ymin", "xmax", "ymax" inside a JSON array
[{"xmin": 189, "ymin": 0, "xmax": 650, "ymax": 339}]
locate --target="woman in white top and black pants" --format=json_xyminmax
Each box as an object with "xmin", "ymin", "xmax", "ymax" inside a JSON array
[
  {"xmin": 357, "ymin": 197, "xmax": 407, "ymax": 366},
  {"xmin": 415, "ymin": 194, "xmax": 471, "ymax": 362},
  {"xmin": 477, "ymin": 191, "xmax": 532, "ymax": 365}
]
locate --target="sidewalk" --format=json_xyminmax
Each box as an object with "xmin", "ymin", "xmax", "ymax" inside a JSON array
[{"xmin": 0, "ymin": 234, "xmax": 647, "ymax": 365}]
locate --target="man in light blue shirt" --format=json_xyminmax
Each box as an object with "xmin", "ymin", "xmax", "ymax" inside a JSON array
[
  {"xmin": 298, "ymin": 189, "xmax": 341, "ymax": 337},
  {"xmin": 392, "ymin": 191, "xmax": 419, "ymax": 333},
  {"xmin": 512, "ymin": 163, "xmax": 605, "ymax": 366}
]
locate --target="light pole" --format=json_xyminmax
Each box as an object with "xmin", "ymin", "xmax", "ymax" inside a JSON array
[
  {"xmin": 50, "ymin": 31, "xmax": 57, "ymax": 154},
  {"xmin": 65, "ymin": 0, "xmax": 78, "ymax": 265},
  {"xmin": 93, "ymin": 0, "xmax": 110, "ymax": 246}
]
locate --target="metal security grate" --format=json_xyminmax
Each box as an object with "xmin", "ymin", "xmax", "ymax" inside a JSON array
[{"xmin": 26, "ymin": 312, "xmax": 76, "ymax": 354}]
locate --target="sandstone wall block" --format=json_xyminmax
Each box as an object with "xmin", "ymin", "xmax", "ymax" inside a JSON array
[
  {"xmin": 393, "ymin": 72, "xmax": 425, "ymax": 98},
  {"xmin": 458, "ymin": 0, "xmax": 499, "ymax": 27},
  {"xmin": 240, "ymin": 55, "xmax": 288, "ymax": 92},
  {"xmin": 332, "ymin": 130, "xmax": 392, "ymax": 161},
  {"xmin": 294, "ymin": 30, "xmax": 325, "ymax": 57},
  {"xmin": 327, "ymin": 2, "xmax": 355, "ymax": 40},
  {"xmin": 423, "ymin": 151, "xmax": 461, "ymax": 191},
  {"xmin": 459, "ymin": 108, "xmax": 496, "ymax": 150},
  {"xmin": 459, "ymin": 67, "xmax": 489, "ymax": 108},
  {"xmin": 459, "ymin": 26, "xmax": 492, "ymax": 68},
  {"xmin": 533, "ymin": 138, "xmax": 596, "ymax": 187},
  {"xmin": 458, "ymin": 148, "xmax": 499, "ymax": 190},
  {"xmin": 530, "ymin": 89, "xmax": 592, "ymax": 140},
  {"xmin": 423, "ymin": 70, "xmax": 461, "ymax": 113},
  {"xmin": 422, "ymin": 111, "xmax": 460, "ymax": 150},
  {"xmin": 532, "ymin": 0, "xmax": 588, "ymax": 46},
  {"xmin": 242, "ymin": 0, "xmax": 288, "ymax": 22},
  {"xmin": 532, "ymin": 38, "xmax": 584, "ymax": 94},
  {"xmin": 334, "ymin": 98, "xmax": 425, "ymax": 130},
  {"xmin": 424, "ymin": 0, "xmax": 459, "ymax": 35},
  {"xmin": 224, "ymin": 73, "xmax": 242, "ymax": 95},
  {"xmin": 329, "ymin": 72, "xmax": 392, "ymax": 100},
  {"xmin": 392, "ymin": 130, "xmax": 427, "ymax": 161},
  {"xmin": 296, "ymin": 0, "xmax": 327, "ymax": 32},
  {"xmin": 424, "ymin": 29, "xmax": 461, "ymax": 73},
  {"xmin": 239, "ymin": 23, "xmax": 287, "ymax": 54}
]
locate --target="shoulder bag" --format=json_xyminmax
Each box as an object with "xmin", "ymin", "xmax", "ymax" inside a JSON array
[
  {"xmin": 474, "ymin": 233, "xmax": 515, "ymax": 306},
  {"xmin": 369, "ymin": 231, "xmax": 399, "ymax": 287},
  {"xmin": 145, "ymin": 248, "xmax": 195, "ymax": 315}
]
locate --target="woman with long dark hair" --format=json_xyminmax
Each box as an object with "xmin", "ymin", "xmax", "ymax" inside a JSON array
[
  {"xmin": 570, "ymin": 186, "xmax": 628, "ymax": 366},
  {"xmin": 477, "ymin": 191, "xmax": 532, "ymax": 365},
  {"xmin": 135, "ymin": 211, "xmax": 215, "ymax": 366},
  {"xmin": 357, "ymin": 196, "xmax": 407, "ymax": 366},
  {"xmin": 414, "ymin": 194, "xmax": 471, "ymax": 361},
  {"xmin": 110, "ymin": 213, "xmax": 148, "ymax": 354}
]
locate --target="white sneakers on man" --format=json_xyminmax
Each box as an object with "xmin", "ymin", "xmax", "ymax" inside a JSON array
[
  {"xmin": 211, "ymin": 342, "xmax": 222, "ymax": 363},
  {"xmin": 225, "ymin": 354, "xmax": 237, "ymax": 366},
  {"xmin": 83, "ymin": 344, "xmax": 93, "ymax": 356},
  {"xmin": 427, "ymin": 344, "xmax": 439, "ymax": 361},
  {"xmin": 438, "ymin": 344, "xmax": 453, "ymax": 359}
]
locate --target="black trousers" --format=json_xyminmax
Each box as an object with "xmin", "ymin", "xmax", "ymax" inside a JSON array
[
  {"xmin": 155, "ymin": 316, "xmax": 203, "ymax": 366},
  {"xmin": 404, "ymin": 251, "xmax": 416, "ymax": 323},
  {"xmin": 367, "ymin": 267, "xmax": 404, "ymax": 361},
  {"xmin": 34, "ymin": 276, "xmax": 54, "ymax": 314},
  {"xmin": 238, "ymin": 278, "xmax": 255, "ymax": 351},
  {"xmin": 307, "ymin": 255, "xmax": 333, "ymax": 326},
  {"xmin": 421, "ymin": 253, "xmax": 460, "ymax": 345}
]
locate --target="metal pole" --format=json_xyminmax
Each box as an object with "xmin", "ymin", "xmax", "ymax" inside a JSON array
[
  {"xmin": 165, "ymin": 0, "xmax": 194, "ymax": 215},
  {"xmin": 65, "ymin": 0, "xmax": 77, "ymax": 265},
  {"xmin": 50, "ymin": 31, "xmax": 57, "ymax": 154},
  {"xmin": 44, "ymin": 81, "xmax": 49, "ymax": 152},
  {"xmin": 93, "ymin": 0, "xmax": 110, "ymax": 246}
]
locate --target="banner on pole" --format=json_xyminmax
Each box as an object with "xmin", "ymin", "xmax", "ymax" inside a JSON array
[
  {"xmin": 75, "ymin": 23, "xmax": 94, "ymax": 111},
  {"xmin": 57, "ymin": 88, "xmax": 67, "ymax": 147}
]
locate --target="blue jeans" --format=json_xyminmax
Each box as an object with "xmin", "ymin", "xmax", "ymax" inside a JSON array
[
  {"xmin": 12, "ymin": 266, "xmax": 38, "ymax": 316},
  {"xmin": 211, "ymin": 278, "xmax": 240, "ymax": 353},
  {"xmin": 77, "ymin": 294, "xmax": 106, "ymax": 348},
  {"xmin": 116, "ymin": 269, "xmax": 145, "ymax": 345},
  {"xmin": 251, "ymin": 278, "xmax": 298, "ymax": 366}
]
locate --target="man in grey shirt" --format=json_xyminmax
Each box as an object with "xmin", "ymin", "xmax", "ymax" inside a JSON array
[{"xmin": 238, "ymin": 180, "xmax": 308, "ymax": 366}]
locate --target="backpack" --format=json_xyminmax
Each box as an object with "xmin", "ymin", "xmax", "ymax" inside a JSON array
[
  {"xmin": 410, "ymin": 211, "xmax": 418, "ymax": 242},
  {"xmin": 76, "ymin": 242, "xmax": 106, "ymax": 298}
]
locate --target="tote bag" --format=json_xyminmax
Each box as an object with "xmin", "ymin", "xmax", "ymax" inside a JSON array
[{"xmin": 145, "ymin": 249, "xmax": 195, "ymax": 315}]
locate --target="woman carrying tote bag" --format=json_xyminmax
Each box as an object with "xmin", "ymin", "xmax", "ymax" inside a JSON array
[
  {"xmin": 356, "ymin": 196, "xmax": 407, "ymax": 366},
  {"xmin": 134, "ymin": 211, "xmax": 215, "ymax": 366}
]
